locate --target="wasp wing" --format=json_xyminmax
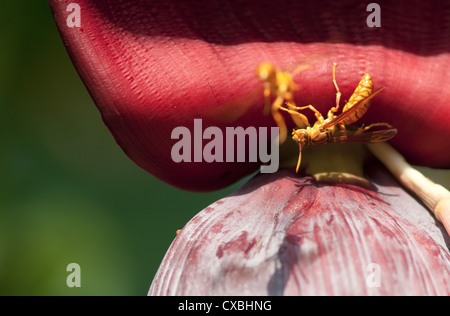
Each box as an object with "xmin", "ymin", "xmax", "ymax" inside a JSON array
[
  {"xmin": 322, "ymin": 87, "xmax": 385, "ymax": 129},
  {"xmin": 285, "ymin": 53, "xmax": 329, "ymax": 75},
  {"xmin": 329, "ymin": 128, "xmax": 397, "ymax": 144}
]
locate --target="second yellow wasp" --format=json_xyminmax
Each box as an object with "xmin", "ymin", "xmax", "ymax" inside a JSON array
[{"xmin": 256, "ymin": 62, "xmax": 311, "ymax": 144}]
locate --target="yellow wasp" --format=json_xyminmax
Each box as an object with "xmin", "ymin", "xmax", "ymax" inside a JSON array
[
  {"xmin": 256, "ymin": 62, "xmax": 311, "ymax": 144},
  {"xmin": 281, "ymin": 63, "xmax": 397, "ymax": 173}
]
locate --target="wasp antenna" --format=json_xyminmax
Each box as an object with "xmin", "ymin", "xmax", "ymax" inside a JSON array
[
  {"xmin": 296, "ymin": 144, "xmax": 303, "ymax": 174},
  {"xmin": 292, "ymin": 64, "xmax": 312, "ymax": 76}
]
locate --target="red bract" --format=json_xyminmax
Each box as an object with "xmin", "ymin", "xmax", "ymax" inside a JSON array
[
  {"xmin": 49, "ymin": 0, "xmax": 450, "ymax": 191},
  {"xmin": 149, "ymin": 166, "xmax": 450, "ymax": 296}
]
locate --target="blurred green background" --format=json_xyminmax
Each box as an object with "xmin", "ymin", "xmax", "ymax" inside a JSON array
[
  {"xmin": 1, "ymin": 1, "xmax": 449, "ymax": 296},
  {"xmin": 0, "ymin": 1, "xmax": 243, "ymax": 295}
]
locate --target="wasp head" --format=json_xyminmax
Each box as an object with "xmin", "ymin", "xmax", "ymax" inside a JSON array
[
  {"xmin": 292, "ymin": 129, "xmax": 310, "ymax": 147},
  {"xmin": 255, "ymin": 63, "xmax": 276, "ymax": 83}
]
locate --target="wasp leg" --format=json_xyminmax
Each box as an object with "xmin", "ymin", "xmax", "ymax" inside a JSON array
[
  {"xmin": 285, "ymin": 101, "xmax": 307, "ymax": 128},
  {"xmin": 280, "ymin": 106, "xmax": 311, "ymax": 127},
  {"xmin": 272, "ymin": 110, "xmax": 287, "ymax": 144},
  {"xmin": 354, "ymin": 122, "xmax": 393, "ymax": 135},
  {"xmin": 338, "ymin": 123, "xmax": 348, "ymax": 135},
  {"xmin": 328, "ymin": 62, "xmax": 342, "ymax": 119},
  {"xmin": 287, "ymin": 104, "xmax": 325, "ymax": 124},
  {"xmin": 271, "ymin": 96, "xmax": 288, "ymax": 144},
  {"xmin": 263, "ymin": 84, "xmax": 272, "ymax": 116},
  {"xmin": 301, "ymin": 105, "xmax": 325, "ymax": 124},
  {"xmin": 363, "ymin": 122, "xmax": 393, "ymax": 131}
]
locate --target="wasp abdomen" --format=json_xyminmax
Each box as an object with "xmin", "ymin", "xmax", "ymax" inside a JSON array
[{"xmin": 341, "ymin": 73, "xmax": 374, "ymax": 124}]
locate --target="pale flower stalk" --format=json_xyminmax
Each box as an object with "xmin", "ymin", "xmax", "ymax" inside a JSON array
[
  {"xmin": 368, "ymin": 142, "xmax": 450, "ymax": 236},
  {"xmin": 149, "ymin": 144, "xmax": 450, "ymax": 296}
]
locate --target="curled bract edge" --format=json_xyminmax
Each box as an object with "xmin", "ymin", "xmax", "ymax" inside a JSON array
[{"xmin": 49, "ymin": 0, "xmax": 450, "ymax": 191}]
